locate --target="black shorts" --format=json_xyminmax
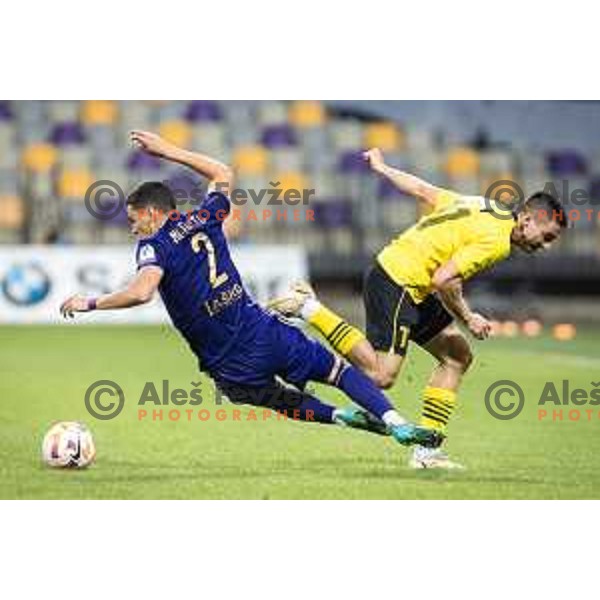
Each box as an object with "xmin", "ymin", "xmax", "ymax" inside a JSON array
[{"xmin": 364, "ymin": 262, "xmax": 453, "ymax": 356}]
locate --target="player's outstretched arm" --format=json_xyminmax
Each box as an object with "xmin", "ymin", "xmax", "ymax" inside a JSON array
[
  {"xmin": 130, "ymin": 130, "xmax": 234, "ymax": 194},
  {"xmin": 364, "ymin": 147, "xmax": 443, "ymax": 216},
  {"xmin": 60, "ymin": 266, "xmax": 163, "ymax": 319},
  {"xmin": 432, "ymin": 261, "xmax": 491, "ymax": 340}
]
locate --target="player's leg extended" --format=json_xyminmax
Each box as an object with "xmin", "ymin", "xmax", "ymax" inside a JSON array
[
  {"xmin": 304, "ymin": 299, "xmax": 404, "ymax": 389},
  {"xmin": 268, "ymin": 266, "xmax": 408, "ymax": 389},
  {"xmin": 277, "ymin": 319, "xmax": 442, "ymax": 447}
]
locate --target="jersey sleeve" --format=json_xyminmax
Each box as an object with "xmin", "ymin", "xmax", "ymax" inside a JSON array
[
  {"xmin": 135, "ymin": 239, "xmax": 166, "ymax": 271},
  {"xmin": 432, "ymin": 189, "xmax": 463, "ymax": 212},
  {"xmin": 201, "ymin": 190, "xmax": 231, "ymax": 222},
  {"xmin": 452, "ymin": 239, "xmax": 506, "ymax": 280}
]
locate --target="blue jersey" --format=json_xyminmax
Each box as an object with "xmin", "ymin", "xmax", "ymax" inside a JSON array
[{"xmin": 135, "ymin": 191, "xmax": 333, "ymax": 388}]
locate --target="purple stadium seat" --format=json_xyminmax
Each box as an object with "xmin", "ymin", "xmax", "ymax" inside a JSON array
[
  {"xmin": 185, "ymin": 101, "xmax": 222, "ymax": 122},
  {"xmin": 261, "ymin": 124, "xmax": 297, "ymax": 148},
  {"xmin": 49, "ymin": 122, "xmax": 85, "ymax": 145},
  {"xmin": 127, "ymin": 150, "xmax": 162, "ymax": 172},
  {"xmin": 313, "ymin": 199, "xmax": 353, "ymax": 228},
  {"xmin": 546, "ymin": 150, "xmax": 587, "ymax": 177},
  {"xmin": 337, "ymin": 150, "xmax": 370, "ymax": 174},
  {"xmin": 0, "ymin": 101, "xmax": 12, "ymax": 120}
]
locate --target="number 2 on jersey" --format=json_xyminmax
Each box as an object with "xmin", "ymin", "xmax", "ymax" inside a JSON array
[{"xmin": 191, "ymin": 232, "xmax": 229, "ymax": 288}]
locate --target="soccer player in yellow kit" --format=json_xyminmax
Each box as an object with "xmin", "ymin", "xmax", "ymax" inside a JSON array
[{"xmin": 269, "ymin": 148, "xmax": 568, "ymax": 469}]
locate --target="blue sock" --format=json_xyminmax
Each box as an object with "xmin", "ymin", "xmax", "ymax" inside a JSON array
[
  {"xmin": 291, "ymin": 393, "xmax": 336, "ymax": 424},
  {"xmin": 336, "ymin": 365, "xmax": 394, "ymax": 420}
]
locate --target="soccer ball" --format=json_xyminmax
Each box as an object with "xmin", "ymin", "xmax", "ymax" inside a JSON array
[{"xmin": 41, "ymin": 421, "xmax": 96, "ymax": 468}]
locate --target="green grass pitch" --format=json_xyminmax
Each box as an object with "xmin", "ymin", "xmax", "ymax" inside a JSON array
[{"xmin": 1, "ymin": 324, "xmax": 599, "ymax": 499}]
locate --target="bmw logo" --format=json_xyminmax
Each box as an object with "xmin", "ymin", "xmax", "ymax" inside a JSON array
[{"xmin": 2, "ymin": 263, "xmax": 51, "ymax": 306}]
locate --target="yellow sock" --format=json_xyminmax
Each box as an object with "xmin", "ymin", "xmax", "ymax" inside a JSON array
[
  {"xmin": 420, "ymin": 387, "xmax": 457, "ymax": 433},
  {"xmin": 308, "ymin": 304, "xmax": 365, "ymax": 357}
]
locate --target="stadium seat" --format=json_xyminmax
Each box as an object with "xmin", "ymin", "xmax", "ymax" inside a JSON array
[
  {"xmin": 0, "ymin": 126, "xmax": 17, "ymax": 169},
  {"xmin": 159, "ymin": 120, "xmax": 191, "ymax": 148},
  {"xmin": 127, "ymin": 150, "xmax": 162, "ymax": 172},
  {"xmin": 47, "ymin": 101, "xmax": 79, "ymax": 124},
  {"xmin": 269, "ymin": 147, "xmax": 304, "ymax": 173},
  {"xmin": 261, "ymin": 124, "xmax": 297, "ymax": 148},
  {"xmin": 59, "ymin": 146, "xmax": 93, "ymax": 170},
  {"xmin": 313, "ymin": 198, "xmax": 353, "ymax": 228},
  {"xmin": 81, "ymin": 100, "xmax": 118, "ymax": 126},
  {"xmin": 381, "ymin": 199, "xmax": 417, "ymax": 231},
  {"xmin": 22, "ymin": 142, "xmax": 58, "ymax": 173},
  {"xmin": 185, "ymin": 101, "xmax": 222, "ymax": 122},
  {"xmin": 0, "ymin": 101, "xmax": 13, "ymax": 120},
  {"xmin": 154, "ymin": 100, "xmax": 186, "ymax": 121},
  {"xmin": 299, "ymin": 128, "xmax": 334, "ymax": 172},
  {"xmin": 444, "ymin": 147, "xmax": 480, "ymax": 178},
  {"xmin": 329, "ymin": 229, "xmax": 355, "ymax": 254},
  {"xmin": 307, "ymin": 171, "xmax": 336, "ymax": 200},
  {"xmin": 0, "ymin": 145, "xmax": 19, "ymax": 171},
  {"xmin": 364, "ymin": 122, "xmax": 404, "ymax": 151},
  {"xmin": 406, "ymin": 127, "xmax": 436, "ymax": 152},
  {"xmin": 118, "ymin": 101, "xmax": 152, "ymax": 133},
  {"xmin": 87, "ymin": 125, "xmax": 117, "ymax": 152},
  {"xmin": 446, "ymin": 175, "xmax": 480, "ymax": 196},
  {"xmin": 0, "ymin": 168, "xmax": 18, "ymax": 194},
  {"xmin": 289, "ymin": 101, "xmax": 326, "ymax": 128},
  {"xmin": 329, "ymin": 120, "xmax": 364, "ymax": 152},
  {"xmin": 93, "ymin": 167, "xmax": 133, "ymax": 200},
  {"xmin": 0, "ymin": 194, "xmax": 24, "ymax": 229},
  {"xmin": 338, "ymin": 150, "xmax": 370, "ymax": 174},
  {"xmin": 273, "ymin": 171, "xmax": 308, "ymax": 195},
  {"xmin": 57, "ymin": 168, "xmax": 95, "ymax": 200},
  {"xmin": 546, "ymin": 150, "xmax": 587, "ymax": 177},
  {"xmin": 191, "ymin": 123, "xmax": 228, "ymax": 158},
  {"xmin": 480, "ymin": 149, "xmax": 514, "ymax": 175},
  {"xmin": 256, "ymin": 101, "xmax": 288, "ymax": 127},
  {"xmin": 233, "ymin": 145, "xmax": 268, "ymax": 175},
  {"xmin": 49, "ymin": 122, "xmax": 86, "ymax": 145}
]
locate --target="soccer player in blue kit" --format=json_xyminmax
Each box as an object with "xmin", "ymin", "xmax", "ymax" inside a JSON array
[{"xmin": 60, "ymin": 131, "xmax": 441, "ymax": 450}]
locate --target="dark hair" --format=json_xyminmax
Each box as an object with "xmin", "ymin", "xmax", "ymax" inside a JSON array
[
  {"xmin": 127, "ymin": 182, "xmax": 176, "ymax": 211},
  {"xmin": 523, "ymin": 191, "xmax": 569, "ymax": 229}
]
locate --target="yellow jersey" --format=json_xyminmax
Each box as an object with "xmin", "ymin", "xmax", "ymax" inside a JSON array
[{"xmin": 377, "ymin": 190, "xmax": 515, "ymax": 303}]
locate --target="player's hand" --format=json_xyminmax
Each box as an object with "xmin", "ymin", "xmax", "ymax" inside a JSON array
[
  {"xmin": 60, "ymin": 294, "xmax": 91, "ymax": 319},
  {"xmin": 466, "ymin": 313, "xmax": 492, "ymax": 340},
  {"xmin": 130, "ymin": 130, "xmax": 175, "ymax": 158},
  {"xmin": 363, "ymin": 148, "xmax": 386, "ymax": 172}
]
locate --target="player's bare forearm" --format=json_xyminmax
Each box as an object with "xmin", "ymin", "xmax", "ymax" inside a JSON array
[
  {"xmin": 435, "ymin": 278, "xmax": 473, "ymax": 325},
  {"xmin": 167, "ymin": 147, "xmax": 233, "ymax": 189},
  {"xmin": 363, "ymin": 148, "xmax": 441, "ymax": 212},
  {"xmin": 130, "ymin": 130, "xmax": 234, "ymax": 192},
  {"xmin": 432, "ymin": 261, "xmax": 491, "ymax": 339},
  {"xmin": 60, "ymin": 267, "xmax": 162, "ymax": 318},
  {"xmin": 95, "ymin": 289, "xmax": 152, "ymax": 310}
]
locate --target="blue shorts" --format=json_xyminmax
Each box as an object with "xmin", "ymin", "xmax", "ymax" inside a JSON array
[{"xmin": 208, "ymin": 315, "xmax": 337, "ymax": 389}]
